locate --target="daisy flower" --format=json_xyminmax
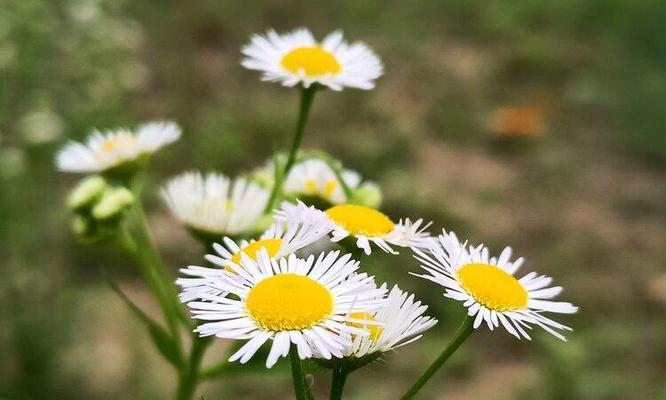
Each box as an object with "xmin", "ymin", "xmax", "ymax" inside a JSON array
[
  {"xmin": 308, "ymin": 202, "xmax": 431, "ymax": 255},
  {"xmin": 413, "ymin": 230, "xmax": 578, "ymax": 341},
  {"xmin": 283, "ymin": 158, "xmax": 361, "ymax": 205},
  {"xmin": 241, "ymin": 28, "xmax": 383, "ymax": 91},
  {"xmin": 161, "ymin": 171, "xmax": 269, "ymax": 238},
  {"xmin": 183, "ymin": 250, "xmax": 387, "ymax": 367},
  {"xmin": 342, "ymin": 285, "xmax": 437, "ymax": 358},
  {"xmin": 178, "ymin": 202, "xmax": 334, "ymax": 302},
  {"xmin": 56, "ymin": 121, "xmax": 181, "ymax": 173}
]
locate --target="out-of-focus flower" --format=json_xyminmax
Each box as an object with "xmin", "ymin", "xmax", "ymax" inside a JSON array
[
  {"xmin": 414, "ymin": 230, "xmax": 578, "ymax": 341},
  {"xmin": 161, "ymin": 171, "xmax": 269, "ymax": 239},
  {"xmin": 20, "ymin": 109, "xmax": 64, "ymax": 144},
  {"xmin": 182, "ymin": 250, "xmax": 386, "ymax": 368},
  {"xmin": 242, "ymin": 28, "xmax": 383, "ymax": 91},
  {"xmin": 56, "ymin": 121, "xmax": 181, "ymax": 173},
  {"xmin": 0, "ymin": 145, "xmax": 26, "ymax": 178}
]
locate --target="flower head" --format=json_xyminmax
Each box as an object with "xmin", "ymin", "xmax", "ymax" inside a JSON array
[
  {"xmin": 342, "ymin": 285, "xmax": 437, "ymax": 358},
  {"xmin": 161, "ymin": 171, "xmax": 269, "ymax": 238},
  {"xmin": 182, "ymin": 250, "xmax": 387, "ymax": 367},
  {"xmin": 56, "ymin": 121, "xmax": 180, "ymax": 173},
  {"xmin": 321, "ymin": 204, "xmax": 431, "ymax": 255},
  {"xmin": 178, "ymin": 202, "xmax": 334, "ymax": 302},
  {"xmin": 414, "ymin": 230, "xmax": 578, "ymax": 340},
  {"xmin": 242, "ymin": 28, "xmax": 383, "ymax": 91}
]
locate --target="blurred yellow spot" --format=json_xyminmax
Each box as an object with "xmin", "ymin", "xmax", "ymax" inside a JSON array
[
  {"xmin": 246, "ymin": 274, "xmax": 333, "ymax": 331},
  {"xmin": 326, "ymin": 204, "xmax": 394, "ymax": 237},
  {"xmin": 457, "ymin": 263, "xmax": 528, "ymax": 311},
  {"xmin": 100, "ymin": 135, "xmax": 137, "ymax": 153},
  {"xmin": 488, "ymin": 106, "xmax": 545, "ymax": 137},
  {"xmin": 225, "ymin": 201, "xmax": 234, "ymax": 211},
  {"xmin": 230, "ymin": 238, "xmax": 282, "ymax": 266},
  {"xmin": 348, "ymin": 312, "xmax": 382, "ymax": 341},
  {"xmin": 304, "ymin": 178, "xmax": 338, "ymax": 200},
  {"xmin": 281, "ymin": 46, "xmax": 341, "ymax": 76}
]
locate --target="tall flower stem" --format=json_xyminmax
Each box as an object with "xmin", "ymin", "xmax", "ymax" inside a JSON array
[
  {"xmin": 175, "ymin": 336, "xmax": 211, "ymax": 400},
  {"xmin": 265, "ymin": 85, "xmax": 318, "ymax": 212},
  {"xmin": 400, "ymin": 316, "xmax": 474, "ymax": 400},
  {"xmin": 329, "ymin": 366, "xmax": 349, "ymax": 400},
  {"xmin": 289, "ymin": 345, "xmax": 309, "ymax": 400}
]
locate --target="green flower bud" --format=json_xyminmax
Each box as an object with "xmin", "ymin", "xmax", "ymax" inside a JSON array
[
  {"xmin": 67, "ymin": 176, "xmax": 107, "ymax": 210},
  {"xmin": 350, "ymin": 182, "xmax": 382, "ymax": 209},
  {"xmin": 92, "ymin": 187, "xmax": 135, "ymax": 220},
  {"xmin": 250, "ymin": 213, "xmax": 275, "ymax": 235},
  {"xmin": 71, "ymin": 214, "xmax": 93, "ymax": 237}
]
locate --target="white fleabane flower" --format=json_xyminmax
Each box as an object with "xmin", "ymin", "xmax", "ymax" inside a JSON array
[
  {"xmin": 161, "ymin": 171, "xmax": 269, "ymax": 237},
  {"xmin": 56, "ymin": 121, "xmax": 181, "ymax": 173},
  {"xmin": 178, "ymin": 202, "xmax": 334, "ymax": 302},
  {"xmin": 413, "ymin": 230, "xmax": 578, "ymax": 341},
  {"xmin": 242, "ymin": 28, "xmax": 383, "ymax": 91},
  {"xmin": 183, "ymin": 250, "xmax": 387, "ymax": 368},
  {"xmin": 283, "ymin": 158, "xmax": 361, "ymax": 205},
  {"xmin": 343, "ymin": 285, "xmax": 437, "ymax": 358},
  {"xmin": 322, "ymin": 203, "xmax": 431, "ymax": 255}
]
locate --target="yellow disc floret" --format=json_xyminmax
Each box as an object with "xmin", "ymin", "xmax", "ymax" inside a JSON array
[
  {"xmin": 457, "ymin": 263, "xmax": 528, "ymax": 312},
  {"xmin": 100, "ymin": 134, "xmax": 137, "ymax": 153},
  {"xmin": 246, "ymin": 274, "xmax": 333, "ymax": 331},
  {"xmin": 326, "ymin": 204, "xmax": 395, "ymax": 237},
  {"xmin": 281, "ymin": 46, "xmax": 341, "ymax": 76},
  {"xmin": 348, "ymin": 312, "xmax": 383, "ymax": 342},
  {"xmin": 231, "ymin": 239, "xmax": 283, "ymax": 265}
]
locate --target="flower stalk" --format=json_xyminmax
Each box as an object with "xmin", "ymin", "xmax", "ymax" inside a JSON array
[
  {"xmin": 265, "ymin": 85, "xmax": 318, "ymax": 212},
  {"xmin": 400, "ymin": 315, "xmax": 474, "ymax": 400},
  {"xmin": 289, "ymin": 345, "xmax": 309, "ymax": 400}
]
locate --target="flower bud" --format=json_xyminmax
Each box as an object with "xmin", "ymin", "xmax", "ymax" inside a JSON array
[
  {"xmin": 350, "ymin": 182, "xmax": 382, "ymax": 209},
  {"xmin": 92, "ymin": 187, "xmax": 135, "ymax": 220},
  {"xmin": 67, "ymin": 176, "xmax": 107, "ymax": 210}
]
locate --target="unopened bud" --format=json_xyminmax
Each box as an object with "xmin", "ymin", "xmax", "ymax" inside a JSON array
[
  {"xmin": 92, "ymin": 187, "xmax": 134, "ymax": 220},
  {"xmin": 67, "ymin": 176, "xmax": 107, "ymax": 210},
  {"xmin": 351, "ymin": 182, "xmax": 382, "ymax": 209}
]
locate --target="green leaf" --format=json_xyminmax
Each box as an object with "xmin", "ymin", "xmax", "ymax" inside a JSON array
[{"xmin": 106, "ymin": 277, "xmax": 183, "ymax": 367}]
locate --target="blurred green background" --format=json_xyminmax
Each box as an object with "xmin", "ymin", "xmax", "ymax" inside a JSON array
[{"xmin": 1, "ymin": 0, "xmax": 666, "ymax": 399}]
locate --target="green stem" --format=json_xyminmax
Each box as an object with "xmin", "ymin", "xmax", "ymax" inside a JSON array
[
  {"xmin": 329, "ymin": 366, "xmax": 348, "ymax": 400},
  {"xmin": 175, "ymin": 336, "xmax": 211, "ymax": 400},
  {"xmin": 289, "ymin": 346, "xmax": 308, "ymax": 400},
  {"xmin": 400, "ymin": 316, "xmax": 475, "ymax": 400},
  {"xmin": 265, "ymin": 85, "xmax": 318, "ymax": 212}
]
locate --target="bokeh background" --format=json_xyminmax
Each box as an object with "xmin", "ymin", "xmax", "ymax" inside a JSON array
[{"xmin": 2, "ymin": 1, "xmax": 666, "ymax": 399}]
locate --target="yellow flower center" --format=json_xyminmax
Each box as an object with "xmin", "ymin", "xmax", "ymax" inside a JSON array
[
  {"xmin": 325, "ymin": 204, "xmax": 395, "ymax": 237},
  {"xmin": 281, "ymin": 46, "xmax": 341, "ymax": 76},
  {"xmin": 230, "ymin": 238, "xmax": 282, "ymax": 266},
  {"xmin": 457, "ymin": 263, "xmax": 528, "ymax": 312},
  {"xmin": 305, "ymin": 178, "xmax": 338, "ymax": 199},
  {"xmin": 100, "ymin": 135, "xmax": 137, "ymax": 153},
  {"xmin": 246, "ymin": 274, "xmax": 333, "ymax": 331},
  {"xmin": 348, "ymin": 312, "xmax": 383, "ymax": 342}
]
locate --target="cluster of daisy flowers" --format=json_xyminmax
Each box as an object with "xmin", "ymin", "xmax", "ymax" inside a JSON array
[{"xmin": 55, "ymin": 26, "xmax": 578, "ymax": 398}]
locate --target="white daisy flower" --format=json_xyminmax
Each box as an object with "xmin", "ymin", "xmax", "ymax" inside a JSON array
[
  {"xmin": 320, "ymin": 203, "xmax": 431, "ymax": 255},
  {"xmin": 178, "ymin": 202, "xmax": 334, "ymax": 302},
  {"xmin": 283, "ymin": 158, "xmax": 361, "ymax": 205},
  {"xmin": 56, "ymin": 121, "xmax": 181, "ymax": 173},
  {"xmin": 413, "ymin": 230, "xmax": 578, "ymax": 341},
  {"xmin": 161, "ymin": 171, "xmax": 269, "ymax": 237},
  {"xmin": 241, "ymin": 28, "xmax": 383, "ymax": 91},
  {"xmin": 183, "ymin": 250, "xmax": 387, "ymax": 368},
  {"xmin": 343, "ymin": 285, "xmax": 437, "ymax": 358}
]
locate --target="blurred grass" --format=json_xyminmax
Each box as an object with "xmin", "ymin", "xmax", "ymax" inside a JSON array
[{"xmin": 1, "ymin": 0, "xmax": 666, "ymax": 399}]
